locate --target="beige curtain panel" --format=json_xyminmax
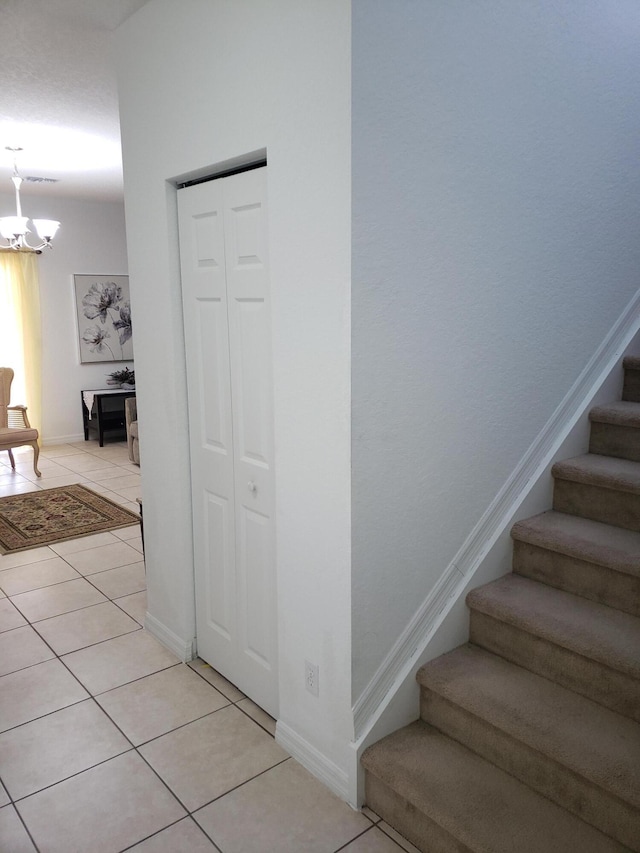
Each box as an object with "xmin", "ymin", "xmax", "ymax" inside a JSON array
[{"xmin": 0, "ymin": 251, "xmax": 42, "ymax": 435}]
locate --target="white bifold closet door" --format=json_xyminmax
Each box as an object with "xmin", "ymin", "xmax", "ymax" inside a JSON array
[{"xmin": 178, "ymin": 167, "xmax": 278, "ymax": 717}]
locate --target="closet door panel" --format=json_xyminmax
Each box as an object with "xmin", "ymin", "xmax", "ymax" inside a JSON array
[
  {"xmin": 178, "ymin": 180, "xmax": 236, "ymax": 675},
  {"xmin": 179, "ymin": 167, "xmax": 278, "ymax": 717}
]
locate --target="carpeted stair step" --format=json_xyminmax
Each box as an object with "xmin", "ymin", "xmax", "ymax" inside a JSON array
[
  {"xmin": 466, "ymin": 574, "xmax": 640, "ymax": 721},
  {"xmin": 417, "ymin": 644, "xmax": 640, "ymax": 850},
  {"xmin": 552, "ymin": 453, "xmax": 640, "ymax": 531},
  {"xmin": 511, "ymin": 510, "xmax": 640, "ymax": 617},
  {"xmin": 362, "ymin": 721, "xmax": 630, "ymax": 853},
  {"xmin": 623, "ymin": 356, "xmax": 640, "ymax": 403},
  {"xmin": 589, "ymin": 401, "xmax": 640, "ymax": 461}
]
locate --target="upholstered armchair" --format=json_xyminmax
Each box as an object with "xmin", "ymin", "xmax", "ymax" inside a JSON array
[
  {"xmin": 0, "ymin": 367, "xmax": 41, "ymax": 476},
  {"xmin": 125, "ymin": 396, "xmax": 139, "ymax": 465}
]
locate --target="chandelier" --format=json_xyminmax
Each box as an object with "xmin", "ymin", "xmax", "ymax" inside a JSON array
[{"xmin": 0, "ymin": 147, "xmax": 60, "ymax": 252}]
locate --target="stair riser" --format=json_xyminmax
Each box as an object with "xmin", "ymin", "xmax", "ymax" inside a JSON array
[
  {"xmin": 366, "ymin": 775, "xmax": 470, "ymax": 853},
  {"xmin": 589, "ymin": 422, "xmax": 640, "ymax": 462},
  {"xmin": 419, "ymin": 690, "xmax": 639, "ymax": 851},
  {"xmin": 512, "ymin": 540, "xmax": 640, "ymax": 617},
  {"xmin": 553, "ymin": 480, "xmax": 640, "ymax": 532},
  {"xmin": 468, "ymin": 612, "xmax": 640, "ymax": 723},
  {"xmin": 623, "ymin": 371, "xmax": 640, "ymax": 403}
]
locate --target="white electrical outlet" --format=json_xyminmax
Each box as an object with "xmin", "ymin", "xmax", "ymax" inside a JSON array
[{"xmin": 305, "ymin": 660, "xmax": 319, "ymax": 697}]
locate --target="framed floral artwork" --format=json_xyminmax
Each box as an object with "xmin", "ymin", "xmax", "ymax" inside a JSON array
[{"xmin": 73, "ymin": 274, "xmax": 133, "ymax": 363}]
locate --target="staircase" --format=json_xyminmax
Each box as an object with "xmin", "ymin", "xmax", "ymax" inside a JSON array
[{"xmin": 362, "ymin": 356, "xmax": 640, "ymax": 853}]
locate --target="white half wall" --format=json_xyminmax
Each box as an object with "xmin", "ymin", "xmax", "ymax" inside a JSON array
[
  {"xmin": 351, "ymin": 0, "xmax": 640, "ymax": 702},
  {"xmin": 0, "ymin": 191, "xmax": 129, "ymax": 443},
  {"xmin": 115, "ymin": 0, "xmax": 352, "ymax": 787}
]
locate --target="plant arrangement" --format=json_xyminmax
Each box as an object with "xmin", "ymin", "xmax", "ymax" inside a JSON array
[{"xmin": 106, "ymin": 367, "xmax": 135, "ymax": 387}]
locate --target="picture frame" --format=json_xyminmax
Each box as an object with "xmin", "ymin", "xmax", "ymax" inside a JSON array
[{"xmin": 74, "ymin": 274, "xmax": 133, "ymax": 364}]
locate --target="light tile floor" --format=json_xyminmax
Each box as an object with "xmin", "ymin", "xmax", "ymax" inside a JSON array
[{"xmin": 0, "ymin": 441, "xmax": 418, "ymax": 852}]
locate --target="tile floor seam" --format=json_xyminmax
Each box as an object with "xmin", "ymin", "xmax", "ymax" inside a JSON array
[
  {"xmin": 116, "ymin": 816, "xmax": 220, "ymax": 853},
  {"xmin": 186, "ymin": 661, "xmax": 247, "ymax": 702},
  {"xmin": 3, "ymin": 648, "xmax": 246, "ymax": 740},
  {"xmin": 16, "ymin": 595, "xmax": 109, "ymax": 624},
  {"xmin": 332, "ymin": 824, "xmax": 381, "ymax": 852},
  {"xmin": 75, "ymin": 565, "xmax": 146, "ymax": 599},
  {"xmin": 49, "ymin": 534, "xmax": 123, "ymax": 556},
  {"xmin": 13, "ymin": 805, "xmax": 42, "ymax": 853},
  {"xmin": 30, "ymin": 617, "xmax": 141, "ymax": 656},
  {"xmin": 0, "ymin": 651, "xmax": 66, "ymax": 684},
  {"xmin": 234, "ymin": 701, "xmax": 277, "ymax": 738},
  {"xmin": 81, "ymin": 553, "xmax": 145, "ymax": 572},
  {"xmin": 377, "ymin": 823, "xmax": 420, "ymax": 852},
  {"xmin": 189, "ymin": 754, "xmax": 293, "ymax": 817},
  {"xmin": 8, "ymin": 742, "xmax": 137, "ymax": 805},
  {"xmin": 3, "ymin": 441, "xmax": 397, "ymax": 853},
  {"xmin": 62, "ymin": 556, "xmax": 143, "ymax": 576},
  {"xmin": 110, "ymin": 600, "xmax": 145, "ymax": 626},
  {"xmin": 84, "ymin": 660, "xmax": 181, "ymax": 698},
  {"xmin": 9, "ymin": 592, "xmax": 110, "ymax": 625},
  {"xmin": 23, "ymin": 609, "xmax": 138, "ymax": 719},
  {"xmin": 0, "ymin": 547, "xmax": 58, "ymax": 568},
  {"xmin": 125, "ymin": 739, "xmax": 195, "ymax": 817},
  {"xmin": 0, "ymin": 624, "xmax": 57, "ymax": 674},
  {"xmin": 0, "ymin": 691, "xmax": 131, "ymax": 745},
  {"xmin": 113, "ymin": 702, "xmax": 234, "ymax": 750},
  {"xmin": 0, "ymin": 695, "xmax": 89, "ymax": 738},
  {"xmin": 0, "ymin": 570, "xmax": 84, "ymax": 597}
]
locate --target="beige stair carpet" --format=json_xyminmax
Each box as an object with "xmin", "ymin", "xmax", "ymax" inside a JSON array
[{"xmin": 362, "ymin": 355, "xmax": 640, "ymax": 853}]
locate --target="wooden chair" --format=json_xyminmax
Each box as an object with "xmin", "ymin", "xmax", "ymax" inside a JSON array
[
  {"xmin": 0, "ymin": 368, "xmax": 41, "ymax": 477},
  {"xmin": 125, "ymin": 396, "xmax": 140, "ymax": 465}
]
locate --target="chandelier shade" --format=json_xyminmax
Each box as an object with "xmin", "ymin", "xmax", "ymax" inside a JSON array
[{"xmin": 0, "ymin": 149, "xmax": 60, "ymax": 252}]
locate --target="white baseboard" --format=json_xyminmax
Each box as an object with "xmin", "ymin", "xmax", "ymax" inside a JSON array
[
  {"xmin": 144, "ymin": 612, "xmax": 195, "ymax": 662},
  {"xmin": 276, "ymin": 721, "xmax": 350, "ymax": 803},
  {"xmin": 41, "ymin": 434, "xmax": 85, "ymax": 446}
]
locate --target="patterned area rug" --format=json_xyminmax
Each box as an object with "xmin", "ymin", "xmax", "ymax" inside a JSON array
[{"xmin": 0, "ymin": 485, "xmax": 140, "ymax": 554}]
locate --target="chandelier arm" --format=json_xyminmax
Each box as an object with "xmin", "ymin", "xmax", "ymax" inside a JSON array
[
  {"xmin": 0, "ymin": 234, "xmax": 49, "ymax": 253},
  {"xmin": 0, "ymin": 148, "xmax": 60, "ymax": 251}
]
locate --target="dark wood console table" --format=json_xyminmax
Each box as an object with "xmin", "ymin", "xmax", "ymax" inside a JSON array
[{"xmin": 82, "ymin": 389, "xmax": 136, "ymax": 446}]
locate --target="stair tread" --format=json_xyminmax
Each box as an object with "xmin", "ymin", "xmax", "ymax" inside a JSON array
[
  {"xmin": 590, "ymin": 400, "xmax": 640, "ymax": 427},
  {"xmin": 363, "ymin": 721, "xmax": 629, "ymax": 853},
  {"xmin": 511, "ymin": 510, "xmax": 640, "ymax": 578},
  {"xmin": 417, "ymin": 644, "xmax": 640, "ymax": 807},
  {"xmin": 467, "ymin": 574, "xmax": 640, "ymax": 679},
  {"xmin": 552, "ymin": 453, "xmax": 640, "ymax": 493}
]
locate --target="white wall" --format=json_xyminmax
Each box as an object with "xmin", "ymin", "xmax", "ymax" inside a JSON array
[
  {"xmin": 115, "ymin": 0, "xmax": 352, "ymax": 792},
  {"xmin": 0, "ymin": 191, "xmax": 129, "ymax": 443},
  {"xmin": 351, "ymin": 0, "xmax": 640, "ymax": 701}
]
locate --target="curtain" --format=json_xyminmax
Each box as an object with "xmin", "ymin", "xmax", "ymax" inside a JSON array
[{"xmin": 0, "ymin": 252, "xmax": 42, "ymax": 434}]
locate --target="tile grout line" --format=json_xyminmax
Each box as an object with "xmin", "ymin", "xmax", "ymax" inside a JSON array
[
  {"xmin": 2, "ymin": 542, "xmax": 144, "ymax": 622},
  {"xmin": 13, "ymin": 803, "xmax": 43, "ymax": 853},
  {"xmin": 1, "ymin": 443, "xmax": 397, "ymax": 852},
  {"xmin": 0, "ymin": 573, "xmax": 85, "ymax": 600},
  {"xmin": 116, "ymin": 815, "xmax": 224, "ymax": 853},
  {"xmin": 3, "ymin": 632, "xmax": 289, "ymax": 849}
]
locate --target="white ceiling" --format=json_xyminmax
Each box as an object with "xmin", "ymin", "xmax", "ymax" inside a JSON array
[{"xmin": 0, "ymin": 0, "xmax": 151, "ymax": 203}]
